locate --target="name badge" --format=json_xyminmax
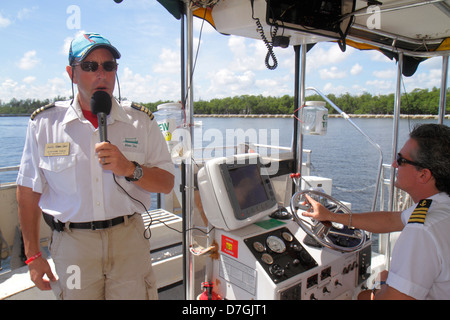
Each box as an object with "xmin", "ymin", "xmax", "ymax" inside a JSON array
[{"xmin": 44, "ymin": 142, "xmax": 70, "ymax": 156}]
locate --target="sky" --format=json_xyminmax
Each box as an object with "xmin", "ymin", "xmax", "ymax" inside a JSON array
[{"xmin": 0, "ymin": 0, "xmax": 447, "ymax": 105}]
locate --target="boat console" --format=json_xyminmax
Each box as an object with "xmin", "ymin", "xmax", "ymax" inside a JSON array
[{"xmin": 198, "ymin": 153, "xmax": 373, "ymax": 300}]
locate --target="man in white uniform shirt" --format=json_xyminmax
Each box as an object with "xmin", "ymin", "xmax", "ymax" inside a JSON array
[
  {"xmin": 303, "ymin": 123, "xmax": 450, "ymax": 300},
  {"xmin": 16, "ymin": 33, "xmax": 174, "ymax": 299}
]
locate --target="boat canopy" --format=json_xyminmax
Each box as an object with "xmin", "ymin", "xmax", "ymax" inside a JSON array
[{"xmin": 158, "ymin": 0, "xmax": 450, "ymax": 76}]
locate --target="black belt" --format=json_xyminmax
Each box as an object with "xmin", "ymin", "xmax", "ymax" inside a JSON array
[{"xmin": 43, "ymin": 212, "xmax": 134, "ymax": 232}]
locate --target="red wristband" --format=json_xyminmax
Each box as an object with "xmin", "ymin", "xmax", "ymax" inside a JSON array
[{"xmin": 25, "ymin": 251, "xmax": 42, "ymax": 264}]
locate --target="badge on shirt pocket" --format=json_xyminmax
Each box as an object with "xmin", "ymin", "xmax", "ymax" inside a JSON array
[{"xmin": 44, "ymin": 142, "xmax": 70, "ymax": 157}]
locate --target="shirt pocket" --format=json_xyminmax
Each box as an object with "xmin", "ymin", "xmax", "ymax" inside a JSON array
[{"xmin": 39, "ymin": 155, "xmax": 77, "ymax": 195}]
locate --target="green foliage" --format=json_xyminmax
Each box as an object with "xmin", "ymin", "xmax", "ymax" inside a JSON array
[{"xmin": 0, "ymin": 88, "xmax": 448, "ymax": 115}]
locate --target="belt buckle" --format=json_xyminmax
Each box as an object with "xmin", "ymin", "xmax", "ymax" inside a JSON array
[{"xmin": 90, "ymin": 219, "xmax": 113, "ymax": 230}]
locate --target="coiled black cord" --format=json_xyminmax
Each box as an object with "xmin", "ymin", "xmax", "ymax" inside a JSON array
[{"xmin": 251, "ymin": 0, "xmax": 278, "ymax": 70}]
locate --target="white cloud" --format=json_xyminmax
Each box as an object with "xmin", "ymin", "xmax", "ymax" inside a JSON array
[
  {"xmin": 2, "ymin": 79, "xmax": 18, "ymax": 89},
  {"xmin": 153, "ymin": 48, "xmax": 180, "ymax": 74},
  {"xmin": 23, "ymin": 76, "xmax": 36, "ymax": 84},
  {"xmin": 350, "ymin": 63, "xmax": 363, "ymax": 75},
  {"xmin": 319, "ymin": 66, "xmax": 346, "ymax": 79},
  {"xmin": 0, "ymin": 76, "xmax": 71, "ymax": 102},
  {"xmin": 403, "ymin": 68, "xmax": 442, "ymax": 91},
  {"xmin": 322, "ymin": 82, "xmax": 349, "ymax": 94},
  {"xmin": 204, "ymin": 68, "xmax": 256, "ymax": 98},
  {"xmin": 18, "ymin": 50, "xmax": 39, "ymax": 70},
  {"xmin": 0, "ymin": 13, "xmax": 11, "ymax": 28},
  {"xmin": 119, "ymin": 66, "xmax": 180, "ymax": 102},
  {"xmin": 366, "ymin": 79, "xmax": 394, "ymax": 93},
  {"xmin": 17, "ymin": 6, "xmax": 38, "ymax": 20},
  {"xmin": 226, "ymin": 36, "xmax": 264, "ymax": 72},
  {"xmin": 351, "ymin": 84, "xmax": 368, "ymax": 94},
  {"xmin": 373, "ymin": 68, "xmax": 396, "ymax": 79},
  {"xmin": 255, "ymin": 74, "xmax": 292, "ymax": 97},
  {"xmin": 307, "ymin": 43, "xmax": 354, "ymax": 72}
]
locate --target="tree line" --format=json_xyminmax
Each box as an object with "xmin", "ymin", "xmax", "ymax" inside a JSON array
[{"xmin": 0, "ymin": 87, "xmax": 448, "ymax": 116}]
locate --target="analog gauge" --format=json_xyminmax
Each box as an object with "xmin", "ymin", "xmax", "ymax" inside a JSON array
[
  {"xmin": 253, "ymin": 241, "xmax": 265, "ymax": 253},
  {"xmin": 282, "ymin": 232, "xmax": 294, "ymax": 242},
  {"xmin": 266, "ymin": 236, "xmax": 286, "ymax": 253},
  {"xmin": 261, "ymin": 253, "xmax": 274, "ymax": 265}
]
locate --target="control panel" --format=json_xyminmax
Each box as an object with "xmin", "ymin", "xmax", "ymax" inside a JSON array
[
  {"xmin": 211, "ymin": 219, "xmax": 373, "ymax": 300},
  {"xmin": 244, "ymin": 227, "xmax": 317, "ymax": 283}
]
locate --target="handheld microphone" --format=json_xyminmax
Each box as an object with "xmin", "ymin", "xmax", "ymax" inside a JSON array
[{"xmin": 90, "ymin": 91, "xmax": 112, "ymax": 142}]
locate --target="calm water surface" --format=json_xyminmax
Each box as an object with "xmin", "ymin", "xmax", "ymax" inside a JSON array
[{"xmin": 1, "ymin": 115, "xmax": 448, "ymax": 212}]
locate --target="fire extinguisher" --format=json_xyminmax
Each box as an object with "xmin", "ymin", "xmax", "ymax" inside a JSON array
[{"xmin": 198, "ymin": 281, "xmax": 221, "ymax": 300}]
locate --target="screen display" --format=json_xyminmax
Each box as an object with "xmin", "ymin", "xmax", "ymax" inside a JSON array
[
  {"xmin": 228, "ymin": 164, "xmax": 269, "ymax": 211},
  {"xmin": 198, "ymin": 153, "xmax": 277, "ymax": 230}
]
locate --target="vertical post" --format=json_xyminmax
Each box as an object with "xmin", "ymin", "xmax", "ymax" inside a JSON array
[
  {"xmin": 183, "ymin": 1, "xmax": 195, "ymax": 300},
  {"xmin": 295, "ymin": 45, "xmax": 307, "ymax": 191},
  {"xmin": 386, "ymin": 52, "xmax": 403, "ymax": 267},
  {"xmin": 180, "ymin": 2, "xmax": 187, "ymax": 300},
  {"xmin": 388, "ymin": 52, "xmax": 403, "ymax": 212},
  {"xmin": 292, "ymin": 45, "xmax": 300, "ymax": 195},
  {"xmin": 438, "ymin": 55, "xmax": 448, "ymax": 124}
]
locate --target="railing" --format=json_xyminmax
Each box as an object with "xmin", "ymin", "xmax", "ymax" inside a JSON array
[{"xmin": 0, "ymin": 166, "xmax": 19, "ymax": 190}]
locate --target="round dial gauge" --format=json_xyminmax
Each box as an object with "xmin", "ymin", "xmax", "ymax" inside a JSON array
[
  {"xmin": 266, "ymin": 236, "xmax": 286, "ymax": 253},
  {"xmin": 253, "ymin": 241, "xmax": 265, "ymax": 253},
  {"xmin": 282, "ymin": 232, "xmax": 294, "ymax": 242},
  {"xmin": 261, "ymin": 253, "xmax": 274, "ymax": 265}
]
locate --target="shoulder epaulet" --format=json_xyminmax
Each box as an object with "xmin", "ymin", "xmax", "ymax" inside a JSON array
[
  {"xmin": 131, "ymin": 103, "xmax": 154, "ymax": 120},
  {"xmin": 30, "ymin": 103, "xmax": 56, "ymax": 120},
  {"xmin": 408, "ymin": 199, "xmax": 432, "ymax": 224}
]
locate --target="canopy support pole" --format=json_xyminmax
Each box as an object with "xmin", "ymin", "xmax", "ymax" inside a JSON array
[
  {"xmin": 438, "ymin": 55, "xmax": 448, "ymax": 124},
  {"xmin": 182, "ymin": 0, "xmax": 195, "ymax": 300},
  {"xmin": 386, "ymin": 51, "xmax": 403, "ymax": 268}
]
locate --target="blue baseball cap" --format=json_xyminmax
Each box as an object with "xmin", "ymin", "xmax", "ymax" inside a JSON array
[{"xmin": 69, "ymin": 32, "xmax": 121, "ymax": 65}]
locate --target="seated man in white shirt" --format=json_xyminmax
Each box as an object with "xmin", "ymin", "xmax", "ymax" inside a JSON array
[{"xmin": 303, "ymin": 123, "xmax": 450, "ymax": 300}]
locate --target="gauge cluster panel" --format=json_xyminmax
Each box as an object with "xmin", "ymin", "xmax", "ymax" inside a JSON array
[{"xmin": 244, "ymin": 227, "xmax": 318, "ymax": 283}]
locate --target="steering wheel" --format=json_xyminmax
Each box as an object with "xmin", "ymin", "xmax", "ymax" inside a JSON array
[{"xmin": 290, "ymin": 190, "xmax": 366, "ymax": 252}]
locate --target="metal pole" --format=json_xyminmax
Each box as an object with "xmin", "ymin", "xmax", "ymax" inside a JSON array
[
  {"xmin": 295, "ymin": 45, "xmax": 307, "ymax": 189},
  {"xmin": 386, "ymin": 52, "xmax": 403, "ymax": 268},
  {"xmin": 184, "ymin": 1, "xmax": 195, "ymax": 300},
  {"xmin": 180, "ymin": 2, "xmax": 187, "ymax": 300},
  {"xmin": 388, "ymin": 52, "xmax": 403, "ymax": 212},
  {"xmin": 438, "ymin": 55, "xmax": 448, "ymax": 124},
  {"xmin": 292, "ymin": 45, "xmax": 300, "ymax": 195}
]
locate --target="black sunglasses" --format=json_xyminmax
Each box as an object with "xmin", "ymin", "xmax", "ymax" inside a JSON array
[
  {"xmin": 396, "ymin": 153, "xmax": 425, "ymax": 168},
  {"xmin": 75, "ymin": 61, "xmax": 118, "ymax": 72}
]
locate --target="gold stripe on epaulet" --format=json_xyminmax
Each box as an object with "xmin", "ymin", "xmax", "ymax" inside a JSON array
[
  {"xmin": 408, "ymin": 199, "xmax": 432, "ymax": 224},
  {"xmin": 131, "ymin": 103, "xmax": 154, "ymax": 120},
  {"xmin": 30, "ymin": 103, "xmax": 56, "ymax": 120}
]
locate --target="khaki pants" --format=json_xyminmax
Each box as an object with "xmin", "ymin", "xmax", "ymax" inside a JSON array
[{"xmin": 49, "ymin": 214, "xmax": 158, "ymax": 300}]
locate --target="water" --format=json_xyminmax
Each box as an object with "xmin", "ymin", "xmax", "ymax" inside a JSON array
[
  {"xmin": 1, "ymin": 116, "xmax": 448, "ymax": 212},
  {"xmin": 0, "ymin": 117, "xmax": 29, "ymax": 184}
]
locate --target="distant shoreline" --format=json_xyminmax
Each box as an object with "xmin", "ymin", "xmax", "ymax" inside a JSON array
[
  {"xmin": 194, "ymin": 114, "xmax": 449, "ymax": 119},
  {"xmin": 0, "ymin": 113, "xmax": 448, "ymax": 119}
]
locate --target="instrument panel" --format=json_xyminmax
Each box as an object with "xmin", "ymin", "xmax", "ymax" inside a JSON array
[{"xmin": 244, "ymin": 227, "xmax": 318, "ymax": 283}]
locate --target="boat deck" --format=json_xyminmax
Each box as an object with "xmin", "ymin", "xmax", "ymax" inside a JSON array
[{"xmin": 0, "ymin": 209, "xmax": 184, "ymax": 300}]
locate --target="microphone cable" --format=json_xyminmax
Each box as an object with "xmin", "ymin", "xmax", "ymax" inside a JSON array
[{"xmin": 112, "ymin": 173, "xmax": 215, "ymax": 240}]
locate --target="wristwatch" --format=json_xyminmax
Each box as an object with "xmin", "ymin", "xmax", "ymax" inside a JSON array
[{"xmin": 125, "ymin": 161, "xmax": 143, "ymax": 182}]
